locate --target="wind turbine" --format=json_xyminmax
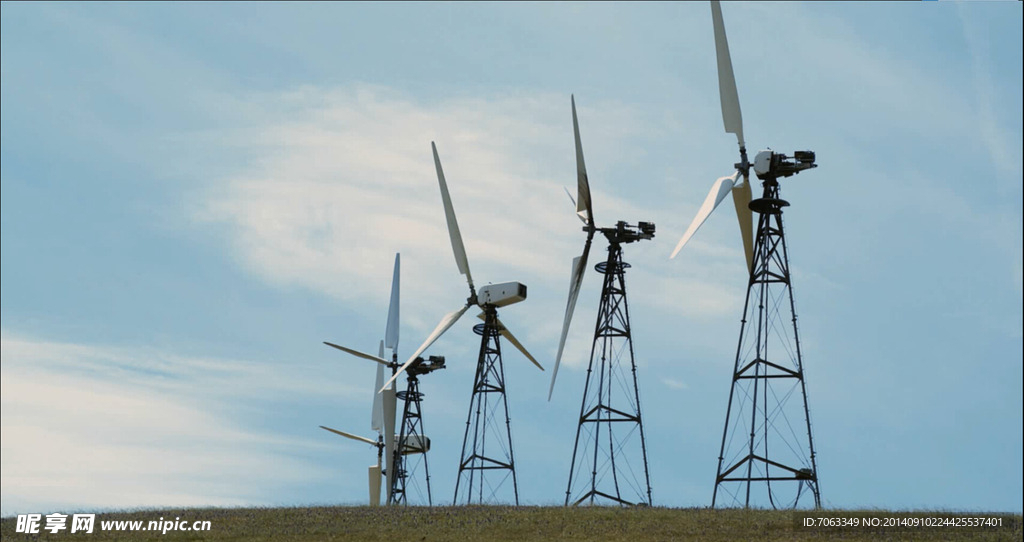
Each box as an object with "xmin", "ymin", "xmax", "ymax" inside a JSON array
[
  {"xmin": 382, "ymin": 142, "xmax": 543, "ymax": 505},
  {"xmin": 670, "ymin": 1, "xmax": 821, "ymax": 509},
  {"xmin": 319, "ymin": 338, "xmax": 391, "ymax": 506},
  {"xmin": 321, "ymin": 253, "xmax": 435, "ymax": 506},
  {"xmin": 548, "ymin": 95, "xmax": 655, "ymax": 507}
]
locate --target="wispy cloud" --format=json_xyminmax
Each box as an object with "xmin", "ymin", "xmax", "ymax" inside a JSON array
[
  {"xmin": 189, "ymin": 87, "xmax": 740, "ymax": 353},
  {"xmin": 0, "ymin": 331, "xmax": 338, "ymax": 516},
  {"xmin": 194, "ymin": 88, "xmax": 574, "ymax": 301},
  {"xmin": 955, "ymin": 3, "xmax": 1024, "ymax": 188},
  {"xmin": 662, "ymin": 377, "xmax": 688, "ymax": 390}
]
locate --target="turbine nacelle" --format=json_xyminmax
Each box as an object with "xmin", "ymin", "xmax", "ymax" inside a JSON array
[
  {"xmin": 406, "ymin": 355, "xmax": 447, "ymax": 377},
  {"xmin": 752, "ymin": 149, "xmax": 817, "ymax": 180},
  {"xmin": 599, "ymin": 220, "xmax": 655, "ymax": 245},
  {"xmin": 477, "ymin": 281, "xmax": 527, "ymax": 308},
  {"xmin": 398, "ymin": 434, "xmax": 431, "ymax": 455}
]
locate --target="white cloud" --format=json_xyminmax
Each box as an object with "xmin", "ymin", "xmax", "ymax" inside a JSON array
[
  {"xmin": 189, "ymin": 87, "xmax": 715, "ymax": 356},
  {"xmin": 662, "ymin": 378, "xmax": 688, "ymax": 390},
  {"xmin": 185, "ymin": 85, "xmax": 817, "ymax": 401},
  {"xmin": 955, "ymin": 3, "xmax": 1024, "ymax": 187},
  {"xmin": 0, "ymin": 331, "xmax": 337, "ymax": 516}
]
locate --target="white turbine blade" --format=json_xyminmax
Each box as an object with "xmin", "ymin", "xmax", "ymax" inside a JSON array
[
  {"xmin": 385, "ymin": 253, "xmax": 400, "ymax": 350},
  {"xmin": 571, "ymin": 95, "xmax": 594, "ymax": 226},
  {"xmin": 320, "ymin": 425, "xmax": 378, "ymax": 446},
  {"xmin": 382, "ymin": 386, "xmax": 397, "ymax": 504},
  {"xmin": 549, "ymin": 241, "xmax": 592, "ymax": 400},
  {"xmin": 324, "ymin": 341, "xmax": 390, "ymax": 366},
  {"xmin": 563, "ymin": 187, "xmax": 587, "ymax": 225},
  {"xmin": 563, "ymin": 186, "xmax": 577, "ymax": 208},
  {"xmin": 432, "ymin": 142, "xmax": 474, "ymax": 290},
  {"xmin": 670, "ymin": 172, "xmax": 739, "ymax": 259},
  {"xmin": 380, "ymin": 305, "xmax": 469, "ymax": 392},
  {"xmin": 371, "ymin": 357, "xmax": 385, "ymax": 433},
  {"xmin": 711, "ymin": 0, "xmax": 744, "ymax": 149},
  {"xmin": 561, "ymin": 186, "xmax": 585, "ymax": 224},
  {"xmin": 479, "ymin": 313, "xmax": 544, "ymax": 371},
  {"xmin": 731, "ymin": 180, "xmax": 755, "ymax": 272},
  {"xmin": 369, "ymin": 465, "xmax": 382, "ymax": 506}
]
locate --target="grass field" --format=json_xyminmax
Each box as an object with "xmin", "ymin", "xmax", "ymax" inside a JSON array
[{"xmin": 2, "ymin": 506, "xmax": 1021, "ymax": 541}]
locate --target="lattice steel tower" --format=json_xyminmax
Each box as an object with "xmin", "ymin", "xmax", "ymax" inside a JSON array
[
  {"xmin": 454, "ymin": 307, "xmax": 521, "ymax": 505},
  {"xmin": 712, "ymin": 152, "xmax": 820, "ymax": 509},
  {"xmin": 390, "ymin": 355, "xmax": 445, "ymax": 506},
  {"xmin": 565, "ymin": 221, "xmax": 655, "ymax": 507}
]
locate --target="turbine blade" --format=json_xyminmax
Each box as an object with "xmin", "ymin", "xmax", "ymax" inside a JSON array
[
  {"xmin": 320, "ymin": 425, "xmax": 378, "ymax": 446},
  {"xmin": 382, "ymin": 386, "xmax": 397, "ymax": 503},
  {"xmin": 493, "ymin": 316, "xmax": 543, "ymax": 371},
  {"xmin": 563, "ymin": 187, "xmax": 588, "ymax": 224},
  {"xmin": 711, "ymin": 0, "xmax": 744, "ymax": 148},
  {"xmin": 369, "ymin": 465, "xmax": 382, "ymax": 507},
  {"xmin": 385, "ymin": 253, "xmax": 400, "ymax": 350},
  {"xmin": 731, "ymin": 180, "xmax": 755, "ymax": 272},
  {"xmin": 432, "ymin": 142, "xmax": 474, "ymax": 291},
  {"xmin": 549, "ymin": 239, "xmax": 592, "ymax": 400},
  {"xmin": 670, "ymin": 172, "xmax": 738, "ymax": 259},
  {"xmin": 380, "ymin": 305, "xmax": 469, "ymax": 392},
  {"xmin": 571, "ymin": 95, "xmax": 594, "ymax": 226},
  {"xmin": 324, "ymin": 341, "xmax": 390, "ymax": 367},
  {"xmin": 371, "ymin": 358, "xmax": 385, "ymax": 433}
]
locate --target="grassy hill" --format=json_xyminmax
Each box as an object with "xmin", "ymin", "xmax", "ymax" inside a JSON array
[{"xmin": 2, "ymin": 506, "xmax": 1021, "ymax": 541}]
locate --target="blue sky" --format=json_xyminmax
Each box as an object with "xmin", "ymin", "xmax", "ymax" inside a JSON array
[{"xmin": 2, "ymin": 1, "xmax": 1021, "ymax": 515}]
